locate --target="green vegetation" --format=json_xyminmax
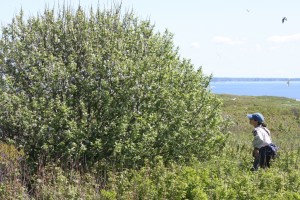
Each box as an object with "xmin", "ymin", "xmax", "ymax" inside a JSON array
[
  {"xmin": 0, "ymin": 4, "xmax": 300, "ymax": 199},
  {"xmin": 96, "ymin": 95, "xmax": 300, "ymax": 199},
  {"xmin": 220, "ymin": 94, "xmax": 300, "ymax": 148},
  {"xmin": 0, "ymin": 142, "xmax": 28, "ymax": 199},
  {"xmin": 0, "ymin": 94, "xmax": 299, "ymax": 199},
  {"xmin": 0, "ymin": 5, "xmax": 227, "ymax": 171}
]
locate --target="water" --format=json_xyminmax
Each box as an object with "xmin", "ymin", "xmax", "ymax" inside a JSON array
[{"xmin": 210, "ymin": 81, "xmax": 300, "ymax": 100}]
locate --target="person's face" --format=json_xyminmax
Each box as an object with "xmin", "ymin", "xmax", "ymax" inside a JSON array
[{"xmin": 249, "ymin": 119, "xmax": 258, "ymax": 127}]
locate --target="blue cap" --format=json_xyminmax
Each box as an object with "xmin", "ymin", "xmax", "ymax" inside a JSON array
[{"xmin": 247, "ymin": 113, "xmax": 264, "ymax": 123}]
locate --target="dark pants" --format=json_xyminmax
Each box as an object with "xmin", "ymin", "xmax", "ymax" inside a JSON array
[{"xmin": 253, "ymin": 146, "xmax": 272, "ymax": 170}]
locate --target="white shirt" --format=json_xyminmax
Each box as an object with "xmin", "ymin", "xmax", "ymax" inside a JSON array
[{"xmin": 252, "ymin": 126, "xmax": 272, "ymax": 149}]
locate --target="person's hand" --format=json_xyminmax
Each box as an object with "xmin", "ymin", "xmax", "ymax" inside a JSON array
[{"xmin": 252, "ymin": 149, "xmax": 259, "ymax": 158}]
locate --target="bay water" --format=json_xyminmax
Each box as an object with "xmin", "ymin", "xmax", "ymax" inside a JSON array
[{"xmin": 210, "ymin": 80, "xmax": 300, "ymax": 100}]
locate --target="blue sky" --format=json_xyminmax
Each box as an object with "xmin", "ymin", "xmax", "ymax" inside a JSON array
[{"xmin": 1, "ymin": 0, "xmax": 300, "ymax": 78}]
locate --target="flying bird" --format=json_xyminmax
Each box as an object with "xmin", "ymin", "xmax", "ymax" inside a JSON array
[
  {"xmin": 282, "ymin": 17, "xmax": 287, "ymax": 23},
  {"xmin": 246, "ymin": 9, "xmax": 250, "ymax": 13}
]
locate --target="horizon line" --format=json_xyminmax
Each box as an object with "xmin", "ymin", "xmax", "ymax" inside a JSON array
[{"xmin": 212, "ymin": 77, "xmax": 300, "ymax": 79}]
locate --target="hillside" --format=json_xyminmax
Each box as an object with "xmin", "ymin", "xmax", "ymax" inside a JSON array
[
  {"xmin": 2, "ymin": 95, "xmax": 300, "ymax": 199},
  {"xmin": 100, "ymin": 95, "xmax": 300, "ymax": 199},
  {"xmin": 219, "ymin": 94, "xmax": 300, "ymax": 150}
]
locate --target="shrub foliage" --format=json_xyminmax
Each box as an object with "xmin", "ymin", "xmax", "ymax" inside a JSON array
[{"xmin": 0, "ymin": 6, "xmax": 227, "ymax": 169}]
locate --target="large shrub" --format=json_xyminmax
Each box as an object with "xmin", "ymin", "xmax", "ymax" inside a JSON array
[{"xmin": 0, "ymin": 6, "xmax": 228, "ymax": 169}]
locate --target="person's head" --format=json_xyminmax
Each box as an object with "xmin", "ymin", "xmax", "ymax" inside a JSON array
[{"xmin": 247, "ymin": 113, "xmax": 266, "ymax": 127}]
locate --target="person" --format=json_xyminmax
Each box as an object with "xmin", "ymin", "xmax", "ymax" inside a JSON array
[{"xmin": 247, "ymin": 113, "xmax": 273, "ymax": 171}]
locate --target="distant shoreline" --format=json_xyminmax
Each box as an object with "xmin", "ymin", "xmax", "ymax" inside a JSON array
[
  {"xmin": 210, "ymin": 79, "xmax": 300, "ymax": 99},
  {"xmin": 212, "ymin": 77, "xmax": 300, "ymax": 82}
]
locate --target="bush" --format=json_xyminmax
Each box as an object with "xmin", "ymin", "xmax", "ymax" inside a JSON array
[{"xmin": 0, "ymin": 5, "xmax": 228, "ymax": 170}]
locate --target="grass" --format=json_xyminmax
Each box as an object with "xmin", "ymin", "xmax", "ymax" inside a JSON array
[
  {"xmin": 2, "ymin": 94, "xmax": 300, "ymax": 199},
  {"xmin": 219, "ymin": 94, "xmax": 300, "ymax": 152}
]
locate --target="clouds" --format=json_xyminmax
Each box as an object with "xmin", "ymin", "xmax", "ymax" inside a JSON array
[
  {"xmin": 212, "ymin": 36, "xmax": 246, "ymax": 45},
  {"xmin": 211, "ymin": 33, "xmax": 300, "ymax": 52},
  {"xmin": 267, "ymin": 34, "xmax": 300, "ymax": 43},
  {"xmin": 191, "ymin": 42, "xmax": 200, "ymax": 49},
  {"xmin": 212, "ymin": 33, "xmax": 300, "ymax": 46}
]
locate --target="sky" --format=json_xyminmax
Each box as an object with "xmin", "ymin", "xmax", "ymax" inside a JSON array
[{"xmin": 1, "ymin": 0, "xmax": 300, "ymax": 78}]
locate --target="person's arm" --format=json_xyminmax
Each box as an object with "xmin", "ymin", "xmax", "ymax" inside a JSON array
[
  {"xmin": 252, "ymin": 148, "xmax": 259, "ymax": 158},
  {"xmin": 252, "ymin": 130, "xmax": 263, "ymax": 157}
]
